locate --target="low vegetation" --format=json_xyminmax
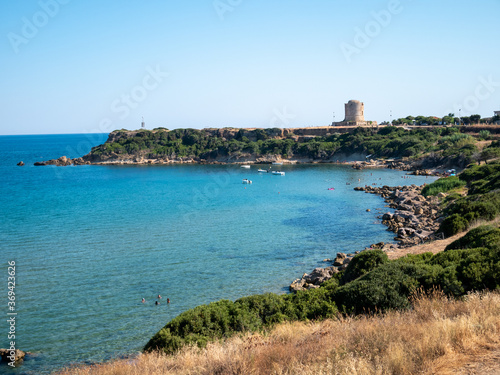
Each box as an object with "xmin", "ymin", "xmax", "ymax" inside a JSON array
[
  {"xmin": 439, "ymin": 160, "xmax": 500, "ymax": 236},
  {"xmin": 421, "ymin": 176, "xmax": 466, "ymax": 197},
  {"xmin": 57, "ymin": 291, "xmax": 500, "ymax": 375}
]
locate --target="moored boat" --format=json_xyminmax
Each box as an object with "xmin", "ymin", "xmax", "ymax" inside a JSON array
[
  {"xmin": 242, "ymin": 179, "xmax": 252, "ymax": 184},
  {"xmin": 240, "ymin": 165, "xmax": 251, "ymax": 169},
  {"xmin": 272, "ymin": 171, "xmax": 285, "ymax": 176}
]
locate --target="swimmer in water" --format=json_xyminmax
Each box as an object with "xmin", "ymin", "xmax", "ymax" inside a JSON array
[
  {"xmin": 167, "ymin": 298, "xmax": 170, "ymax": 303},
  {"xmin": 155, "ymin": 301, "xmax": 160, "ymax": 305},
  {"xmin": 158, "ymin": 294, "xmax": 162, "ymax": 299},
  {"xmin": 141, "ymin": 298, "xmax": 145, "ymax": 303}
]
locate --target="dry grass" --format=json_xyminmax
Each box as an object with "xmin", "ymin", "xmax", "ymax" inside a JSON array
[{"xmin": 57, "ymin": 291, "xmax": 500, "ymax": 375}]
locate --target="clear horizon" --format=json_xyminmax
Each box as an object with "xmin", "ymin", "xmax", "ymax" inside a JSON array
[{"xmin": 1, "ymin": 0, "xmax": 499, "ymax": 135}]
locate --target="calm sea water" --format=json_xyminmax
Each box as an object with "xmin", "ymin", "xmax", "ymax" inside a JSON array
[{"xmin": 0, "ymin": 134, "xmax": 436, "ymax": 374}]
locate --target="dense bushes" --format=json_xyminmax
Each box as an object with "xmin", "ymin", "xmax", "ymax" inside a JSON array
[
  {"xmin": 90, "ymin": 127, "xmax": 488, "ymax": 162},
  {"xmin": 436, "ymin": 161, "xmax": 500, "ymax": 236},
  {"xmin": 145, "ymin": 285, "xmax": 340, "ymax": 354},
  {"xmin": 439, "ymin": 213, "xmax": 469, "ymax": 237},
  {"xmin": 445, "ymin": 225, "xmax": 500, "ymax": 251},
  {"xmin": 340, "ymin": 249, "xmax": 388, "ymax": 285},
  {"xmin": 334, "ymin": 262, "xmax": 422, "ymax": 313}
]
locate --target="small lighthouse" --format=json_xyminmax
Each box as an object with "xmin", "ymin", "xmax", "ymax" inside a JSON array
[{"xmin": 141, "ymin": 117, "xmax": 145, "ymax": 129}]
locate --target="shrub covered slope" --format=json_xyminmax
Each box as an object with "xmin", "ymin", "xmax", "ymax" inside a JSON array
[{"xmin": 89, "ymin": 126, "xmax": 485, "ymax": 164}]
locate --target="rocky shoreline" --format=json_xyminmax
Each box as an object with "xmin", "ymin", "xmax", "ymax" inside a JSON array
[
  {"xmin": 290, "ymin": 183, "xmax": 442, "ymax": 292},
  {"xmin": 31, "ymin": 155, "xmax": 442, "ymax": 177}
]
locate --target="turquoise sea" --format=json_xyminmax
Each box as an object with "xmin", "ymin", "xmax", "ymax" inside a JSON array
[{"xmin": 0, "ymin": 134, "xmax": 437, "ymax": 374}]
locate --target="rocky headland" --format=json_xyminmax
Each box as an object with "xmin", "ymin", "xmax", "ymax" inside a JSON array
[{"xmin": 32, "ymin": 127, "xmax": 464, "ymax": 172}]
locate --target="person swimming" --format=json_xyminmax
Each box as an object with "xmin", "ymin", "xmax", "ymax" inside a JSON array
[
  {"xmin": 167, "ymin": 298, "xmax": 170, "ymax": 303},
  {"xmin": 141, "ymin": 298, "xmax": 145, "ymax": 303},
  {"xmin": 158, "ymin": 294, "xmax": 162, "ymax": 299},
  {"xmin": 155, "ymin": 301, "xmax": 160, "ymax": 305}
]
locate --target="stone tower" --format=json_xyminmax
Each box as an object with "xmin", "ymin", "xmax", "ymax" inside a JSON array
[{"xmin": 344, "ymin": 100, "xmax": 365, "ymax": 122}]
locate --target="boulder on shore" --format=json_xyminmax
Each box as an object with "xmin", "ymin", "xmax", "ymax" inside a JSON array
[
  {"xmin": 0, "ymin": 348, "xmax": 26, "ymax": 362},
  {"xmin": 17, "ymin": 161, "xmax": 24, "ymax": 166},
  {"xmin": 290, "ymin": 266, "xmax": 339, "ymax": 292}
]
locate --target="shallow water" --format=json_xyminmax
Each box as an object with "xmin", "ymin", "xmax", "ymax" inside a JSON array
[{"xmin": 0, "ymin": 134, "xmax": 436, "ymax": 374}]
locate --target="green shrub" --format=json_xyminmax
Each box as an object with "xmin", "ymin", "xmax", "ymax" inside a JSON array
[
  {"xmin": 459, "ymin": 162, "xmax": 500, "ymax": 184},
  {"xmin": 421, "ymin": 176, "xmax": 466, "ymax": 197},
  {"xmin": 479, "ymin": 130, "xmax": 491, "ymax": 140},
  {"xmin": 340, "ymin": 250, "xmax": 388, "ymax": 285},
  {"xmin": 448, "ymin": 192, "xmax": 500, "ymax": 222},
  {"xmin": 333, "ymin": 262, "xmax": 423, "ymax": 314},
  {"xmin": 145, "ymin": 288, "xmax": 339, "ymax": 354},
  {"xmin": 439, "ymin": 213, "xmax": 469, "ymax": 236},
  {"xmin": 445, "ymin": 225, "xmax": 500, "ymax": 251}
]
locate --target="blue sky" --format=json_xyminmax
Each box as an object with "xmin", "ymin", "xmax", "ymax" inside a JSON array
[{"xmin": 1, "ymin": 0, "xmax": 499, "ymax": 135}]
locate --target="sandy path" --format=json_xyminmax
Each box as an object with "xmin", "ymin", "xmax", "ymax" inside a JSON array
[{"xmin": 385, "ymin": 232, "xmax": 466, "ymax": 260}]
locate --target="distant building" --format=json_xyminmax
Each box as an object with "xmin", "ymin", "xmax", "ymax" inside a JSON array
[
  {"xmin": 494, "ymin": 110, "xmax": 500, "ymax": 117},
  {"xmin": 332, "ymin": 100, "xmax": 377, "ymax": 126}
]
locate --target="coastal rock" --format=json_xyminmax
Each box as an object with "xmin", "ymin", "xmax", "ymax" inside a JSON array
[
  {"xmin": 333, "ymin": 253, "xmax": 347, "ymax": 266},
  {"xmin": 354, "ymin": 183, "xmax": 441, "ymax": 248},
  {"xmin": 73, "ymin": 157, "xmax": 91, "ymax": 165},
  {"xmin": 0, "ymin": 348, "xmax": 26, "ymax": 362},
  {"xmin": 34, "ymin": 161, "xmax": 46, "ymax": 166},
  {"xmin": 290, "ymin": 266, "xmax": 339, "ymax": 292},
  {"xmin": 304, "ymin": 267, "xmax": 338, "ymax": 284},
  {"xmin": 17, "ymin": 161, "xmax": 24, "ymax": 166},
  {"xmin": 43, "ymin": 156, "xmax": 73, "ymax": 166},
  {"xmin": 382, "ymin": 212, "xmax": 393, "ymax": 221}
]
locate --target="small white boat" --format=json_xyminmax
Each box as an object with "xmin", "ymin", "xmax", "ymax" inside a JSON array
[
  {"xmin": 272, "ymin": 171, "xmax": 285, "ymax": 176},
  {"xmin": 258, "ymin": 169, "xmax": 268, "ymax": 173},
  {"xmin": 272, "ymin": 162, "xmax": 283, "ymax": 165},
  {"xmin": 242, "ymin": 179, "xmax": 252, "ymax": 184},
  {"xmin": 240, "ymin": 165, "xmax": 251, "ymax": 169}
]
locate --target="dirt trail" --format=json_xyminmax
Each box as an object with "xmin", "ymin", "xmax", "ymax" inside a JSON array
[
  {"xmin": 432, "ymin": 343, "xmax": 500, "ymax": 375},
  {"xmin": 385, "ymin": 232, "xmax": 465, "ymax": 260}
]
